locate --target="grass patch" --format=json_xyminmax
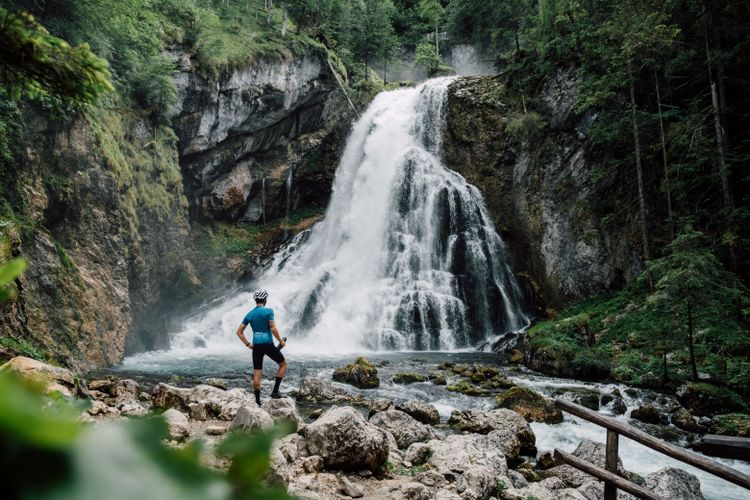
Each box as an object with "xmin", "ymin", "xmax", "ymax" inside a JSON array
[{"xmin": 0, "ymin": 336, "xmax": 48, "ymax": 362}]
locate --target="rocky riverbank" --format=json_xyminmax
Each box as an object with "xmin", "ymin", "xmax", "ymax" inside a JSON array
[{"xmin": 2, "ymin": 354, "xmax": 717, "ymax": 500}]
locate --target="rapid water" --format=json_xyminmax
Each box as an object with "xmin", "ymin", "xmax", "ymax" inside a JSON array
[{"xmin": 167, "ymin": 77, "xmax": 528, "ymax": 355}]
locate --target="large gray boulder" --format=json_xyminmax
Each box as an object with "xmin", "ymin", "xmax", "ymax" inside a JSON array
[
  {"xmin": 304, "ymin": 406, "xmax": 388, "ymax": 472},
  {"xmin": 296, "ymin": 377, "xmax": 364, "ymax": 404},
  {"xmin": 456, "ymin": 466, "xmax": 497, "ymax": 500},
  {"xmin": 1, "ymin": 356, "xmax": 76, "ymax": 396},
  {"xmin": 230, "ymin": 405, "xmax": 274, "ymax": 432},
  {"xmin": 261, "ymin": 397, "xmax": 303, "ymax": 428},
  {"xmin": 503, "ymin": 477, "xmax": 588, "ymax": 500},
  {"xmin": 151, "ymin": 383, "xmax": 255, "ymax": 420},
  {"xmin": 426, "ymin": 432, "xmax": 509, "ymax": 478},
  {"xmin": 396, "ymin": 400, "xmax": 440, "ymax": 425},
  {"xmin": 572, "ymin": 439, "xmax": 624, "ymax": 474},
  {"xmin": 405, "ymin": 442, "xmax": 432, "ymax": 466},
  {"xmin": 645, "ymin": 467, "xmax": 704, "ymax": 500},
  {"xmin": 369, "ymin": 409, "xmax": 435, "ymax": 449},
  {"xmin": 448, "ymin": 408, "xmax": 536, "ymax": 460},
  {"xmin": 162, "ymin": 408, "xmax": 189, "ymax": 441}
]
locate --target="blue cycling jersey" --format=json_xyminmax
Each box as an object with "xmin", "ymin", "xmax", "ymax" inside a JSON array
[{"xmin": 242, "ymin": 306, "xmax": 274, "ymax": 344}]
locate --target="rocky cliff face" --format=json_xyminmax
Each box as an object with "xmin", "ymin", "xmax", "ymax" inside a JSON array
[
  {"xmin": 168, "ymin": 49, "xmax": 346, "ymax": 224},
  {"xmin": 443, "ymin": 74, "xmax": 643, "ymax": 310},
  {"xmin": 0, "ymin": 49, "xmax": 353, "ymax": 371}
]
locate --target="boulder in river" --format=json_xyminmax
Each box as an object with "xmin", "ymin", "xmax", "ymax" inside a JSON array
[
  {"xmin": 553, "ymin": 387, "xmax": 600, "ymax": 411},
  {"xmin": 304, "ymin": 406, "xmax": 388, "ymax": 473},
  {"xmin": 332, "ymin": 357, "xmax": 380, "ymax": 389},
  {"xmin": 446, "ymin": 380, "xmax": 488, "ymax": 396},
  {"xmin": 571, "ymin": 439, "xmax": 624, "ymax": 474},
  {"xmin": 495, "ymin": 386, "xmax": 563, "ymax": 423},
  {"xmin": 670, "ymin": 407, "xmax": 704, "ymax": 433},
  {"xmin": 392, "ymin": 372, "xmax": 427, "ymax": 384},
  {"xmin": 296, "ymin": 376, "xmax": 364, "ymax": 403},
  {"xmin": 645, "ymin": 467, "xmax": 704, "ymax": 500},
  {"xmin": 369, "ymin": 409, "xmax": 435, "ymax": 449},
  {"xmin": 631, "ymin": 404, "xmax": 665, "ymax": 425},
  {"xmin": 1, "ymin": 356, "xmax": 76, "ymax": 396},
  {"xmin": 396, "ymin": 400, "xmax": 440, "ymax": 425}
]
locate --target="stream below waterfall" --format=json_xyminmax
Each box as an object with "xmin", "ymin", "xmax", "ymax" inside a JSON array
[
  {"xmin": 114, "ymin": 78, "xmax": 750, "ymax": 499},
  {"xmin": 110, "ymin": 351, "xmax": 750, "ymax": 500}
]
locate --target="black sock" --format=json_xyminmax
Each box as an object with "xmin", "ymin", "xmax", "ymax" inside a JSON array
[
  {"xmin": 254, "ymin": 389, "xmax": 261, "ymax": 405},
  {"xmin": 273, "ymin": 377, "xmax": 283, "ymax": 393}
]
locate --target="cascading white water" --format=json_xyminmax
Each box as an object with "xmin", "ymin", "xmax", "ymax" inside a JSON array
[{"xmin": 169, "ymin": 77, "xmax": 529, "ymax": 355}]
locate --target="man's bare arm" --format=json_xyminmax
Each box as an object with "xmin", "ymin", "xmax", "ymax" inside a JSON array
[
  {"xmin": 236, "ymin": 323, "xmax": 252, "ymax": 348},
  {"xmin": 269, "ymin": 320, "xmax": 284, "ymax": 347}
]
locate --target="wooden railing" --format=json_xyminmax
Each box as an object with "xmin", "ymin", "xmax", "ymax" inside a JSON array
[{"xmin": 553, "ymin": 399, "xmax": 750, "ymax": 500}]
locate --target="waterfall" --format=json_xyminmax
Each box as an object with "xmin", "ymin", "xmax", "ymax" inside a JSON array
[{"xmin": 169, "ymin": 78, "xmax": 529, "ymax": 355}]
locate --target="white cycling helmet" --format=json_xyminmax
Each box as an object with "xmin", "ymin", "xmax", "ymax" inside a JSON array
[{"xmin": 253, "ymin": 289, "xmax": 269, "ymax": 301}]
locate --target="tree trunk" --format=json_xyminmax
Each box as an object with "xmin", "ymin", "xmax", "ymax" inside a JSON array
[
  {"xmin": 629, "ymin": 67, "xmax": 651, "ymax": 263},
  {"xmin": 514, "ymin": 29, "xmax": 521, "ymax": 53},
  {"xmin": 281, "ymin": 1, "xmax": 287, "ymax": 37},
  {"xmin": 687, "ymin": 299, "xmax": 698, "ymax": 381},
  {"xmin": 662, "ymin": 352, "xmax": 668, "ymax": 385},
  {"xmin": 654, "ymin": 70, "xmax": 674, "ymax": 240},
  {"xmin": 706, "ymin": 23, "xmax": 737, "ymax": 271},
  {"xmin": 435, "ymin": 21, "xmax": 439, "ymax": 53},
  {"xmin": 265, "ymin": 0, "xmax": 272, "ymax": 26},
  {"xmin": 383, "ymin": 58, "xmax": 387, "ymax": 85}
]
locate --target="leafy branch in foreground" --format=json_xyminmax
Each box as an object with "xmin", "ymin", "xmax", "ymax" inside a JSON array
[
  {"xmin": 0, "ymin": 7, "xmax": 113, "ymax": 103},
  {"xmin": 0, "ymin": 369, "xmax": 293, "ymax": 500}
]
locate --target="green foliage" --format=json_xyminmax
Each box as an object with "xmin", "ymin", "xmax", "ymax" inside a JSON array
[
  {"xmin": 348, "ymin": 0, "xmax": 397, "ymax": 79},
  {"xmin": 528, "ymin": 227, "xmax": 750, "ymax": 391},
  {"xmin": 0, "ymin": 335, "xmax": 47, "ymax": 361},
  {"xmin": 496, "ymin": 479, "xmax": 507, "ymax": 495},
  {"xmin": 0, "ymin": 7, "xmax": 113, "ymax": 104},
  {"xmin": 0, "ymin": 369, "xmax": 293, "ymax": 499},
  {"xmin": 54, "ymin": 242, "xmax": 75, "ymax": 271},
  {"xmin": 505, "ymin": 111, "xmax": 546, "ymax": 143},
  {"xmin": 414, "ymin": 42, "xmax": 440, "ymax": 75},
  {"xmin": 0, "ymin": 256, "xmax": 26, "ymax": 303}
]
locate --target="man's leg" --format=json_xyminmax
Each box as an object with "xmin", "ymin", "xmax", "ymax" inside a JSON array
[
  {"xmin": 253, "ymin": 369, "xmax": 262, "ymax": 405},
  {"xmin": 252, "ymin": 347, "xmax": 263, "ymax": 406},
  {"xmin": 268, "ymin": 345, "xmax": 287, "ymax": 398}
]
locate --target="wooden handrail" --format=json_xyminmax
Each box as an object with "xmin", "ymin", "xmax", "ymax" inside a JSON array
[
  {"xmin": 553, "ymin": 449, "xmax": 662, "ymax": 500},
  {"xmin": 555, "ymin": 398, "xmax": 750, "ymax": 491}
]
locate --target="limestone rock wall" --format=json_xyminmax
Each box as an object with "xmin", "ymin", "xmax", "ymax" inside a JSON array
[
  {"xmin": 443, "ymin": 75, "xmax": 644, "ymax": 310},
  {"xmin": 168, "ymin": 48, "xmax": 346, "ymax": 223}
]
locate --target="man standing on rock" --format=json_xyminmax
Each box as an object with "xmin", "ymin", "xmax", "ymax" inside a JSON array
[{"xmin": 236, "ymin": 289, "xmax": 287, "ymax": 405}]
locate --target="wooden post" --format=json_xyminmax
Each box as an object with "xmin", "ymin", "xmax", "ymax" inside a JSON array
[{"xmin": 605, "ymin": 429, "xmax": 620, "ymax": 500}]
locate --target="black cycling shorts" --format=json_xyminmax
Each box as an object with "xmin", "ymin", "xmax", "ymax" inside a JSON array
[{"xmin": 252, "ymin": 342, "xmax": 285, "ymax": 370}]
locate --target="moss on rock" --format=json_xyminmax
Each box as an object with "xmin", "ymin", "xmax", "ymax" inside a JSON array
[
  {"xmin": 446, "ymin": 380, "xmax": 488, "ymax": 397},
  {"xmin": 332, "ymin": 357, "xmax": 380, "ymax": 389},
  {"xmin": 495, "ymin": 386, "xmax": 563, "ymax": 424}
]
